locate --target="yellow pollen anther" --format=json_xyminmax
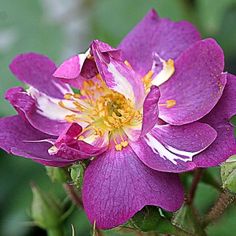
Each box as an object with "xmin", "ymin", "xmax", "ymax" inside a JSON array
[
  {"xmin": 159, "ymin": 99, "xmax": 176, "ymax": 108},
  {"xmin": 124, "ymin": 60, "xmax": 132, "ymax": 68},
  {"xmin": 166, "ymin": 99, "xmax": 176, "ymax": 108},
  {"xmin": 142, "ymin": 70, "xmax": 154, "ymax": 91},
  {"xmin": 115, "ymin": 144, "xmax": 123, "ymax": 151},
  {"xmin": 121, "ymin": 141, "xmax": 129, "ymax": 147},
  {"xmin": 64, "ymin": 93, "xmax": 73, "ymax": 100}
]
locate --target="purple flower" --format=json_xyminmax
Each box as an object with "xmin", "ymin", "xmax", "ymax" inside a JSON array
[{"xmin": 0, "ymin": 9, "xmax": 236, "ymax": 229}]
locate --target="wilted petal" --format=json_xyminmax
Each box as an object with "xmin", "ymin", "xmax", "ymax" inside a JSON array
[{"xmin": 83, "ymin": 146, "xmax": 184, "ymax": 229}]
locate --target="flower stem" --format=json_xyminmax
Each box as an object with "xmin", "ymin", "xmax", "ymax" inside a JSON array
[
  {"xmin": 47, "ymin": 228, "xmax": 64, "ymax": 236},
  {"xmin": 203, "ymin": 191, "xmax": 235, "ymax": 227},
  {"xmin": 63, "ymin": 183, "xmax": 83, "ymax": 209},
  {"xmin": 187, "ymin": 169, "xmax": 203, "ymax": 204}
]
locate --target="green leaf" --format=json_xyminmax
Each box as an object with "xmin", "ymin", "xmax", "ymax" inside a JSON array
[
  {"xmin": 221, "ymin": 155, "xmax": 236, "ymax": 193},
  {"xmin": 172, "ymin": 204, "xmax": 206, "ymax": 236},
  {"xmin": 128, "ymin": 206, "xmax": 176, "ymax": 233},
  {"xmin": 31, "ymin": 184, "xmax": 63, "ymax": 229}
]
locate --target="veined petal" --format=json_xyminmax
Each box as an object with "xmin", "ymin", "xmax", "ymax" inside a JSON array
[
  {"xmin": 0, "ymin": 116, "xmax": 74, "ymax": 167},
  {"xmin": 119, "ymin": 9, "xmax": 201, "ymax": 76},
  {"xmin": 195, "ymin": 73, "xmax": 236, "ymax": 167},
  {"xmin": 9, "ymin": 53, "xmax": 72, "ymax": 98},
  {"xmin": 83, "ymin": 145, "xmax": 184, "ymax": 229},
  {"xmin": 91, "ymin": 40, "xmax": 145, "ymax": 107},
  {"xmin": 131, "ymin": 122, "xmax": 217, "ymax": 173},
  {"xmin": 158, "ymin": 39, "xmax": 226, "ymax": 125}
]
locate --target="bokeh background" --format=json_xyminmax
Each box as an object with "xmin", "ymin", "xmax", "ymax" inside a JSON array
[{"xmin": 0, "ymin": 0, "xmax": 236, "ymax": 235}]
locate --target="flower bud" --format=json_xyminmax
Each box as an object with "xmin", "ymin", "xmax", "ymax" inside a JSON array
[
  {"xmin": 221, "ymin": 155, "xmax": 236, "ymax": 193},
  {"xmin": 31, "ymin": 184, "xmax": 62, "ymax": 229}
]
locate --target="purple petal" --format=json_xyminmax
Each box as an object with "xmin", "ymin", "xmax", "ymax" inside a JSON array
[
  {"xmin": 195, "ymin": 73, "xmax": 236, "ymax": 167},
  {"xmin": 131, "ymin": 122, "xmax": 217, "ymax": 173},
  {"xmin": 51, "ymin": 123, "xmax": 108, "ymax": 159},
  {"xmin": 141, "ymin": 86, "xmax": 160, "ymax": 136},
  {"xmin": 0, "ymin": 116, "xmax": 74, "ymax": 166},
  {"xmin": 91, "ymin": 40, "xmax": 145, "ymax": 107},
  {"xmin": 10, "ymin": 53, "xmax": 71, "ymax": 98},
  {"xmin": 119, "ymin": 9, "xmax": 201, "ymax": 76},
  {"xmin": 158, "ymin": 39, "xmax": 226, "ymax": 125},
  {"xmin": 5, "ymin": 87, "xmax": 70, "ymax": 136},
  {"xmin": 82, "ymin": 146, "xmax": 184, "ymax": 229}
]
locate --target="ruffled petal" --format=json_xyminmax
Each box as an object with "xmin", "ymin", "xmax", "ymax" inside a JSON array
[
  {"xmin": 119, "ymin": 9, "xmax": 201, "ymax": 76},
  {"xmin": 9, "ymin": 53, "xmax": 71, "ymax": 98},
  {"xmin": 0, "ymin": 116, "xmax": 74, "ymax": 166},
  {"xmin": 82, "ymin": 145, "xmax": 184, "ymax": 229},
  {"xmin": 5, "ymin": 87, "xmax": 72, "ymax": 136},
  {"xmin": 141, "ymin": 85, "xmax": 160, "ymax": 136},
  {"xmin": 131, "ymin": 122, "xmax": 217, "ymax": 173},
  {"xmin": 158, "ymin": 39, "xmax": 226, "ymax": 125},
  {"xmin": 195, "ymin": 73, "xmax": 236, "ymax": 167},
  {"xmin": 91, "ymin": 40, "xmax": 145, "ymax": 107},
  {"xmin": 50, "ymin": 123, "xmax": 109, "ymax": 159}
]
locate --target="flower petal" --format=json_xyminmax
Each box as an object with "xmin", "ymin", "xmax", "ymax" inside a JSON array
[
  {"xmin": 195, "ymin": 73, "xmax": 236, "ymax": 167},
  {"xmin": 91, "ymin": 40, "xmax": 145, "ymax": 107},
  {"xmin": 141, "ymin": 85, "xmax": 160, "ymax": 136},
  {"xmin": 9, "ymin": 53, "xmax": 71, "ymax": 98},
  {"xmin": 119, "ymin": 9, "xmax": 201, "ymax": 76},
  {"xmin": 82, "ymin": 146, "xmax": 184, "ymax": 229},
  {"xmin": 5, "ymin": 87, "xmax": 71, "ymax": 136},
  {"xmin": 50, "ymin": 123, "xmax": 109, "ymax": 159},
  {"xmin": 131, "ymin": 122, "xmax": 217, "ymax": 173},
  {"xmin": 0, "ymin": 116, "xmax": 74, "ymax": 166},
  {"xmin": 158, "ymin": 39, "xmax": 226, "ymax": 125}
]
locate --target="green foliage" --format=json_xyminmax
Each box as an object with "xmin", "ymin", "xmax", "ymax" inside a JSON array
[
  {"xmin": 221, "ymin": 156, "xmax": 236, "ymax": 193},
  {"xmin": 128, "ymin": 206, "xmax": 176, "ymax": 234},
  {"xmin": 31, "ymin": 184, "xmax": 63, "ymax": 229}
]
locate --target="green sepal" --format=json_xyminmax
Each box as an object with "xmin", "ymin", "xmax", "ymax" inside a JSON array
[
  {"xmin": 172, "ymin": 203, "xmax": 205, "ymax": 236},
  {"xmin": 127, "ymin": 206, "xmax": 176, "ymax": 233},
  {"xmin": 221, "ymin": 155, "xmax": 236, "ymax": 193}
]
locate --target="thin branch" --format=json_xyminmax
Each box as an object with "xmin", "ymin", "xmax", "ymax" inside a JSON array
[
  {"xmin": 187, "ymin": 169, "xmax": 203, "ymax": 204},
  {"xmin": 203, "ymin": 191, "xmax": 235, "ymax": 227},
  {"xmin": 63, "ymin": 183, "xmax": 83, "ymax": 209}
]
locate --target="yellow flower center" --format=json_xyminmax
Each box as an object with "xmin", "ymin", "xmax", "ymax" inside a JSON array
[{"xmin": 59, "ymin": 74, "xmax": 142, "ymax": 150}]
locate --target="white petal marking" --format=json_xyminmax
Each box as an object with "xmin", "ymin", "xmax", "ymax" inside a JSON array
[
  {"xmin": 27, "ymin": 87, "xmax": 76, "ymax": 121},
  {"xmin": 107, "ymin": 63, "xmax": 135, "ymax": 102},
  {"xmin": 145, "ymin": 133, "xmax": 202, "ymax": 165}
]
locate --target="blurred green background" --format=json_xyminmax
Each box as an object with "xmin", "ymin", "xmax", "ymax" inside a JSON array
[{"xmin": 0, "ymin": 0, "xmax": 236, "ymax": 235}]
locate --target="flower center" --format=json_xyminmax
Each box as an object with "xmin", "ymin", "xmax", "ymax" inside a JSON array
[{"xmin": 59, "ymin": 75, "xmax": 142, "ymax": 149}]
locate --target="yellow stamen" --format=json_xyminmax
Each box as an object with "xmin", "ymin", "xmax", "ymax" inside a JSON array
[
  {"xmin": 159, "ymin": 99, "xmax": 176, "ymax": 108},
  {"xmin": 142, "ymin": 70, "xmax": 154, "ymax": 91},
  {"xmin": 124, "ymin": 60, "xmax": 132, "ymax": 68}
]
